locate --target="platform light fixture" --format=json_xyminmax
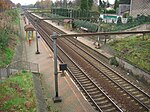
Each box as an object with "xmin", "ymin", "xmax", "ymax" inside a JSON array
[{"xmin": 35, "ymin": 18, "xmax": 40, "ymax": 54}]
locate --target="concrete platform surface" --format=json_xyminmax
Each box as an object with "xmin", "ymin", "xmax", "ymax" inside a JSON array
[{"xmin": 23, "ymin": 21, "xmax": 95, "ymax": 112}]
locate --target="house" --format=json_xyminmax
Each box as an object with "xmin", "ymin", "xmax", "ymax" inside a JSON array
[{"xmin": 100, "ymin": 14, "xmax": 118, "ymax": 23}]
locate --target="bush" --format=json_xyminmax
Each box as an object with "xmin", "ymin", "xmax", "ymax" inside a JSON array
[
  {"xmin": 73, "ymin": 20, "xmax": 98, "ymax": 32},
  {"xmin": 109, "ymin": 57, "xmax": 119, "ymax": 67},
  {"xmin": 106, "ymin": 9, "xmax": 116, "ymax": 14},
  {"xmin": 127, "ymin": 16, "xmax": 133, "ymax": 23},
  {"xmin": 117, "ymin": 17, "xmax": 122, "ymax": 24},
  {"xmin": 0, "ymin": 29, "xmax": 9, "ymax": 50}
]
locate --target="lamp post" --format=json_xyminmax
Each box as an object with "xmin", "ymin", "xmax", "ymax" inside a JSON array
[
  {"xmin": 52, "ymin": 32, "xmax": 62, "ymax": 103},
  {"xmin": 35, "ymin": 19, "xmax": 40, "ymax": 54}
]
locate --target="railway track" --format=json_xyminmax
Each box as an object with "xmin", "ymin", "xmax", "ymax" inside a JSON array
[{"xmin": 25, "ymin": 11, "xmax": 150, "ymax": 112}]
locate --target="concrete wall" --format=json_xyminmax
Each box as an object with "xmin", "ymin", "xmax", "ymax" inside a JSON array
[{"xmin": 116, "ymin": 57, "xmax": 150, "ymax": 83}]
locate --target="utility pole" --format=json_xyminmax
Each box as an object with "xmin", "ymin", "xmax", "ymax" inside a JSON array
[
  {"xmin": 70, "ymin": 9, "xmax": 72, "ymax": 31},
  {"xmin": 52, "ymin": 32, "xmax": 62, "ymax": 103},
  {"xmin": 97, "ymin": 17, "xmax": 101, "ymax": 48}
]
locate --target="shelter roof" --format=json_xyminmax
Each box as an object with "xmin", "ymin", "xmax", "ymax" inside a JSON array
[{"xmin": 24, "ymin": 24, "xmax": 35, "ymax": 31}]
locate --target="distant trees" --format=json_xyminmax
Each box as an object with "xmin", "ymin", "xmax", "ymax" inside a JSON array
[
  {"xmin": 80, "ymin": 0, "xmax": 88, "ymax": 10},
  {"xmin": 98, "ymin": 0, "xmax": 110, "ymax": 13},
  {"xmin": 119, "ymin": 0, "xmax": 130, "ymax": 4},
  {"xmin": 35, "ymin": 0, "xmax": 52, "ymax": 9},
  {"xmin": 80, "ymin": 0, "xmax": 93, "ymax": 10},
  {"xmin": 114, "ymin": 0, "xmax": 119, "ymax": 10}
]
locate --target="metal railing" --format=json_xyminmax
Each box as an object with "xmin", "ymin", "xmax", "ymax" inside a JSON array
[{"xmin": 0, "ymin": 60, "xmax": 39, "ymax": 79}]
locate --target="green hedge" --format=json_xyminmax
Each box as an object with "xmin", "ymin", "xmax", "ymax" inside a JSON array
[{"xmin": 73, "ymin": 20, "xmax": 98, "ymax": 32}]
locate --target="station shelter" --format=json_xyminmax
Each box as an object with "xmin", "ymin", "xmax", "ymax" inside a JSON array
[
  {"xmin": 64, "ymin": 19, "xmax": 71, "ymax": 30},
  {"xmin": 24, "ymin": 24, "xmax": 35, "ymax": 41}
]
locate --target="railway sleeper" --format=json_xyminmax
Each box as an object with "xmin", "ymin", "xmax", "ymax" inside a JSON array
[
  {"xmin": 92, "ymin": 94, "xmax": 103, "ymax": 98},
  {"xmin": 116, "ymin": 79, "xmax": 124, "ymax": 82},
  {"xmin": 124, "ymin": 85, "xmax": 132, "ymax": 89},
  {"xmin": 84, "ymin": 85, "xmax": 95, "ymax": 89},
  {"xmin": 79, "ymin": 78, "xmax": 90, "ymax": 82},
  {"xmin": 143, "ymin": 99, "xmax": 150, "ymax": 104},
  {"xmin": 118, "ymin": 81, "xmax": 126, "ymax": 85},
  {"xmin": 104, "ymin": 107, "xmax": 119, "ymax": 112},
  {"xmin": 74, "ymin": 74, "xmax": 86, "ymax": 78},
  {"xmin": 71, "ymin": 71, "xmax": 81, "ymax": 74},
  {"xmin": 131, "ymin": 91, "xmax": 140, "ymax": 94},
  {"xmin": 81, "ymin": 81, "xmax": 92, "ymax": 85},
  {"xmin": 122, "ymin": 83, "xmax": 130, "ymax": 87},
  {"xmin": 86, "ymin": 88, "xmax": 98, "ymax": 92},
  {"xmin": 94, "ymin": 96, "xmax": 106, "ymax": 101},
  {"xmin": 108, "ymin": 74, "xmax": 116, "ymax": 77},
  {"xmin": 88, "ymin": 91, "xmax": 100, "ymax": 95},
  {"xmin": 139, "ymin": 97, "xmax": 147, "ymax": 101},
  {"xmin": 100, "ymin": 103, "xmax": 113, "ymax": 108},
  {"xmin": 135, "ymin": 93, "xmax": 143, "ymax": 98},
  {"xmin": 97, "ymin": 100, "xmax": 109, "ymax": 105},
  {"xmin": 112, "ymin": 77, "xmax": 120, "ymax": 80},
  {"xmin": 127, "ymin": 88, "xmax": 136, "ymax": 92}
]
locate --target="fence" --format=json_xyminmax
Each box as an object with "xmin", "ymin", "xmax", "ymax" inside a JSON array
[{"xmin": 0, "ymin": 60, "xmax": 39, "ymax": 79}]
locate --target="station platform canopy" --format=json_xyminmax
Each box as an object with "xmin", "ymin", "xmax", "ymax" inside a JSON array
[{"xmin": 24, "ymin": 24, "xmax": 35, "ymax": 31}]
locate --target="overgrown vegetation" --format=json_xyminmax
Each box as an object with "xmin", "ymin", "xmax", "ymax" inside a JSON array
[
  {"xmin": 0, "ymin": 48, "xmax": 13, "ymax": 67},
  {"xmin": 109, "ymin": 35, "xmax": 150, "ymax": 72},
  {"xmin": 0, "ymin": 9, "xmax": 19, "ymax": 67},
  {"xmin": 109, "ymin": 57, "xmax": 119, "ymax": 67},
  {"xmin": 100, "ymin": 15, "xmax": 150, "ymax": 32},
  {"xmin": 0, "ymin": 72, "xmax": 36, "ymax": 111},
  {"xmin": 73, "ymin": 20, "xmax": 98, "ymax": 32}
]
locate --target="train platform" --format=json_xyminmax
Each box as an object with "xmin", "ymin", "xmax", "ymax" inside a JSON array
[{"xmin": 22, "ymin": 16, "xmax": 95, "ymax": 112}]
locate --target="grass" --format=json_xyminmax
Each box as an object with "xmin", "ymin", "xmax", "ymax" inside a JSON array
[
  {"xmin": 0, "ymin": 48, "xmax": 14, "ymax": 67},
  {"xmin": 0, "ymin": 72, "xmax": 36, "ymax": 111},
  {"xmin": 0, "ymin": 9, "xmax": 20, "ymax": 67},
  {"xmin": 108, "ymin": 35, "xmax": 150, "ymax": 72}
]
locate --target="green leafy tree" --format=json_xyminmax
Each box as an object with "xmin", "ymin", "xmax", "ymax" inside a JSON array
[
  {"xmin": 98, "ymin": 0, "xmax": 106, "ymax": 13},
  {"xmin": 98, "ymin": 0, "xmax": 103, "ymax": 12},
  {"xmin": 80, "ymin": 0, "xmax": 93, "ymax": 10},
  {"xmin": 88, "ymin": 0, "xmax": 93, "ymax": 10},
  {"xmin": 119, "ymin": 0, "xmax": 131, "ymax": 4},
  {"xmin": 80, "ymin": 0, "xmax": 88, "ymax": 10},
  {"xmin": 106, "ymin": 0, "xmax": 110, "ymax": 8},
  {"xmin": 114, "ymin": 0, "xmax": 119, "ymax": 10},
  {"xmin": 117, "ymin": 16, "xmax": 122, "ymax": 24}
]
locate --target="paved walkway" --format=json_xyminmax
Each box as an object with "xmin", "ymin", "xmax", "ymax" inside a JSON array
[{"xmin": 22, "ymin": 16, "xmax": 95, "ymax": 112}]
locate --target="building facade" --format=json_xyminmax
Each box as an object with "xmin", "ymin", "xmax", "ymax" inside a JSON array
[
  {"xmin": 118, "ymin": 4, "xmax": 130, "ymax": 16},
  {"xmin": 130, "ymin": 0, "xmax": 150, "ymax": 17}
]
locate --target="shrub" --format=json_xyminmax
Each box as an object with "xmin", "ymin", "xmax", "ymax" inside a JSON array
[
  {"xmin": 0, "ymin": 29, "xmax": 9, "ymax": 50},
  {"xmin": 127, "ymin": 16, "xmax": 133, "ymax": 23},
  {"xmin": 117, "ymin": 17, "xmax": 122, "ymax": 24},
  {"xmin": 109, "ymin": 57, "xmax": 119, "ymax": 67},
  {"xmin": 106, "ymin": 9, "xmax": 116, "ymax": 14},
  {"xmin": 73, "ymin": 20, "xmax": 98, "ymax": 32}
]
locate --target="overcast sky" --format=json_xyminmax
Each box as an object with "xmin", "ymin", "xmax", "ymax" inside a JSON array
[{"xmin": 11, "ymin": 0, "xmax": 115, "ymax": 5}]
